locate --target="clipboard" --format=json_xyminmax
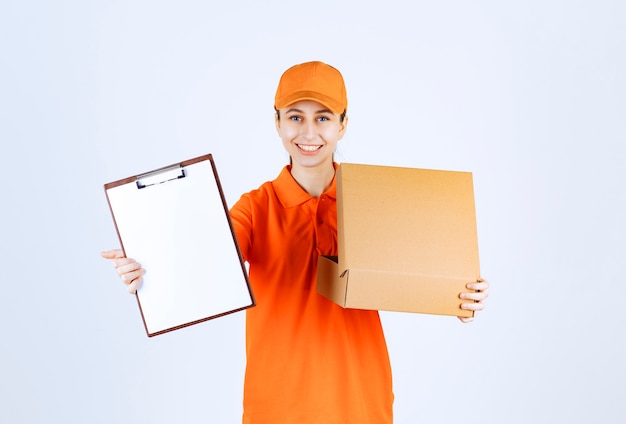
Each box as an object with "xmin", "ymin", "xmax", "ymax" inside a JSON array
[{"xmin": 104, "ymin": 153, "xmax": 255, "ymax": 337}]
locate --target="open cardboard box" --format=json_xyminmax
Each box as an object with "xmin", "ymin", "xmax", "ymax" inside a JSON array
[{"xmin": 316, "ymin": 163, "xmax": 480, "ymax": 318}]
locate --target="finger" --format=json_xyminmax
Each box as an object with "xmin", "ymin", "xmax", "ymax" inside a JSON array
[
  {"xmin": 461, "ymin": 300, "xmax": 485, "ymax": 312},
  {"xmin": 458, "ymin": 316, "xmax": 474, "ymax": 323},
  {"xmin": 119, "ymin": 268, "xmax": 145, "ymax": 285},
  {"xmin": 100, "ymin": 249, "xmax": 125, "ymax": 260},
  {"xmin": 127, "ymin": 276, "xmax": 143, "ymax": 294},
  {"xmin": 114, "ymin": 259, "xmax": 142, "ymax": 275},
  {"xmin": 466, "ymin": 280, "xmax": 489, "ymax": 291},
  {"xmin": 460, "ymin": 289, "xmax": 489, "ymax": 302}
]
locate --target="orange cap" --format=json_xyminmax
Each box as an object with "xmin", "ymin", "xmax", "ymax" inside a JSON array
[{"xmin": 274, "ymin": 61, "xmax": 347, "ymax": 114}]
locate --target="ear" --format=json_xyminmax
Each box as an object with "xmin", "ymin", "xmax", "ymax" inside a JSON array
[
  {"xmin": 274, "ymin": 112, "xmax": 281, "ymax": 132},
  {"xmin": 337, "ymin": 115, "xmax": 348, "ymax": 140}
]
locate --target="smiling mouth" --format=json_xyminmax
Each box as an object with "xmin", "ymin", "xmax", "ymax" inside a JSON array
[{"xmin": 297, "ymin": 144, "xmax": 323, "ymax": 152}]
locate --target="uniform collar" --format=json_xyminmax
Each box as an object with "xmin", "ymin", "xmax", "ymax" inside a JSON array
[{"xmin": 273, "ymin": 164, "xmax": 338, "ymax": 208}]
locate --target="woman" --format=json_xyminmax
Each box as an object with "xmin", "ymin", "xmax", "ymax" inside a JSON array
[{"xmin": 102, "ymin": 61, "xmax": 489, "ymax": 423}]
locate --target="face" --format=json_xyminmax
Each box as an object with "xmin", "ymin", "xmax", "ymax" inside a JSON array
[{"xmin": 275, "ymin": 100, "xmax": 347, "ymax": 171}]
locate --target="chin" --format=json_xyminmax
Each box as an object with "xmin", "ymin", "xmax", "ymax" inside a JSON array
[{"xmin": 293, "ymin": 155, "xmax": 332, "ymax": 168}]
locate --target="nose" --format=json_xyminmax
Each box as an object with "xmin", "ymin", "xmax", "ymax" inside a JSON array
[{"xmin": 300, "ymin": 120, "xmax": 316, "ymax": 140}]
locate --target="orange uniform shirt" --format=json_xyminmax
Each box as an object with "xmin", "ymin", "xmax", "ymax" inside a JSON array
[{"xmin": 229, "ymin": 165, "xmax": 394, "ymax": 424}]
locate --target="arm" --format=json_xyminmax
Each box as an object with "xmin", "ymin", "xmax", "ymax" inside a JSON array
[
  {"xmin": 229, "ymin": 194, "xmax": 254, "ymax": 263},
  {"xmin": 100, "ymin": 249, "xmax": 145, "ymax": 294},
  {"xmin": 457, "ymin": 279, "xmax": 489, "ymax": 323}
]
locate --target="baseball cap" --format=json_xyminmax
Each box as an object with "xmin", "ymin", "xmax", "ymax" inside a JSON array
[{"xmin": 274, "ymin": 61, "xmax": 347, "ymax": 114}]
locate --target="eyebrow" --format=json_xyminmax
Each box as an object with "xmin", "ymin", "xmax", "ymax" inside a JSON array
[{"xmin": 285, "ymin": 108, "xmax": 333, "ymax": 115}]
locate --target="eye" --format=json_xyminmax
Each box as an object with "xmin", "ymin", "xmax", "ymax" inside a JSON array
[
  {"xmin": 289, "ymin": 115, "xmax": 302, "ymax": 121},
  {"xmin": 317, "ymin": 116, "xmax": 330, "ymax": 122}
]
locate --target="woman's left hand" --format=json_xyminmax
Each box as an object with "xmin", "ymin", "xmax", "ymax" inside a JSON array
[{"xmin": 457, "ymin": 279, "xmax": 489, "ymax": 323}]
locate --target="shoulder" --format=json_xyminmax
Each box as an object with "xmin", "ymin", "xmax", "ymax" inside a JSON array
[
  {"xmin": 231, "ymin": 166, "xmax": 293, "ymax": 218},
  {"xmin": 230, "ymin": 180, "xmax": 276, "ymax": 215},
  {"xmin": 237, "ymin": 180, "xmax": 275, "ymax": 203}
]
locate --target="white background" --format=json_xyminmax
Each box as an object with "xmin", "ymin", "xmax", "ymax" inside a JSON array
[{"xmin": 1, "ymin": 1, "xmax": 624, "ymax": 423}]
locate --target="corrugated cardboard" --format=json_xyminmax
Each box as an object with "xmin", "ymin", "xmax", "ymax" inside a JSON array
[{"xmin": 316, "ymin": 163, "xmax": 480, "ymax": 317}]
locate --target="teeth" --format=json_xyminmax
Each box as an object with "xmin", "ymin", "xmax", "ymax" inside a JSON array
[{"xmin": 298, "ymin": 144, "xmax": 322, "ymax": 152}]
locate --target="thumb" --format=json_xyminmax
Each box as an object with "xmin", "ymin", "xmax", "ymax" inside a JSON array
[{"xmin": 100, "ymin": 249, "xmax": 125, "ymax": 260}]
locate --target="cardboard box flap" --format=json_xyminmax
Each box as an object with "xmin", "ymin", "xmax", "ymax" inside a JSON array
[
  {"xmin": 336, "ymin": 163, "xmax": 480, "ymax": 280},
  {"xmin": 317, "ymin": 255, "xmax": 475, "ymax": 317},
  {"xmin": 345, "ymin": 268, "xmax": 474, "ymax": 316},
  {"xmin": 317, "ymin": 256, "xmax": 346, "ymax": 305}
]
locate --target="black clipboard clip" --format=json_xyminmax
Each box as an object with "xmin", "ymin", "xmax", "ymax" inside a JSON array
[{"xmin": 136, "ymin": 164, "xmax": 186, "ymax": 189}]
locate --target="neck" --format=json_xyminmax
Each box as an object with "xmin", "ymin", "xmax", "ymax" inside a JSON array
[{"xmin": 290, "ymin": 161, "xmax": 336, "ymax": 198}]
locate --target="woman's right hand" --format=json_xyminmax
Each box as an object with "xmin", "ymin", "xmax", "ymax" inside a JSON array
[{"xmin": 100, "ymin": 249, "xmax": 145, "ymax": 294}]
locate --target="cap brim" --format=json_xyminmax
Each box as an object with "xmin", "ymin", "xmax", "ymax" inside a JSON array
[{"xmin": 275, "ymin": 90, "xmax": 345, "ymax": 114}]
